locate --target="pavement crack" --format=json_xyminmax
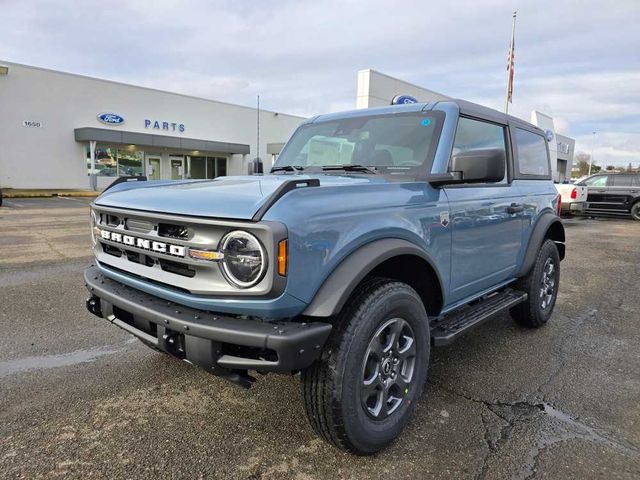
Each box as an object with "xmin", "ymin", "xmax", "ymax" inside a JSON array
[
  {"xmin": 518, "ymin": 402, "xmax": 640, "ymax": 480},
  {"xmin": 536, "ymin": 308, "xmax": 597, "ymax": 400},
  {"xmin": 429, "ymin": 376, "xmax": 639, "ymax": 480}
]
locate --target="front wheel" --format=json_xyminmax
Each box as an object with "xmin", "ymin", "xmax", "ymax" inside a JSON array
[
  {"xmin": 301, "ymin": 278, "xmax": 430, "ymax": 455},
  {"xmin": 510, "ymin": 239, "xmax": 560, "ymax": 327},
  {"xmin": 631, "ymin": 201, "xmax": 640, "ymax": 221}
]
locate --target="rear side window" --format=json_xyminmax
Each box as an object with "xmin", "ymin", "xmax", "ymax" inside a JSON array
[
  {"xmin": 515, "ymin": 128, "xmax": 550, "ymax": 176},
  {"xmin": 610, "ymin": 175, "xmax": 640, "ymax": 187},
  {"xmin": 451, "ymin": 117, "xmax": 507, "ymax": 183}
]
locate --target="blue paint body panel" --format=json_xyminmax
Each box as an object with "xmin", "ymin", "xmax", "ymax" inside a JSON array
[{"xmin": 92, "ymin": 101, "xmax": 561, "ymax": 318}]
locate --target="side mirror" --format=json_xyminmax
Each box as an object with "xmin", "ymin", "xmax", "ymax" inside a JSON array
[{"xmin": 450, "ymin": 148, "xmax": 505, "ymax": 184}]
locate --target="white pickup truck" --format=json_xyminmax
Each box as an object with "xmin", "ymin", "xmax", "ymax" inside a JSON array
[{"xmin": 555, "ymin": 182, "xmax": 588, "ymax": 215}]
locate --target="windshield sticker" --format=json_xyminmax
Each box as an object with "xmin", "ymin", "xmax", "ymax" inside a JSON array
[{"xmin": 421, "ymin": 118, "xmax": 431, "ymax": 127}]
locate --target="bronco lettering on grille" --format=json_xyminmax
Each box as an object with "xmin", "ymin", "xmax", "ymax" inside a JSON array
[{"xmin": 100, "ymin": 230, "xmax": 186, "ymax": 257}]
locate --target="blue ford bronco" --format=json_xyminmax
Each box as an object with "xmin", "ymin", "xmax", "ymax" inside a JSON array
[{"xmin": 85, "ymin": 99, "xmax": 564, "ymax": 454}]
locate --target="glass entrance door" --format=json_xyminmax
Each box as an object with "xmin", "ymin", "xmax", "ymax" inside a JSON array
[
  {"xmin": 147, "ymin": 156, "xmax": 161, "ymax": 180},
  {"xmin": 170, "ymin": 157, "xmax": 184, "ymax": 180}
]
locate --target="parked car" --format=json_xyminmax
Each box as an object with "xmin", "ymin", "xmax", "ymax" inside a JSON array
[
  {"xmin": 85, "ymin": 99, "xmax": 565, "ymax": 454},
  {"xmin": 0, "ymin": 188, "xmax": 3, "ymax": 207},
  {"xmin": 577, "ymin": 173, "xmax": 640, "ymax": 220},
  {"xmin": 555, "ymin": 182, "xmax": 588, "ymax": 215}
]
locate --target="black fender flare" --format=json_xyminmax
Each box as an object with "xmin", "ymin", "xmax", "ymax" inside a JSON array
[
  {"xmin": 302, "ymin": 238, "xmax": 444, "ymax": 317},
  {"xmin": 517, "ymin": 213, "xmax": 565, "ymax": 277}
]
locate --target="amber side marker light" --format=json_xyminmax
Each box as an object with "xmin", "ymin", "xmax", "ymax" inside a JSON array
[
  {"xmin": 189, "ymin": 249, "xmax": 224, "ymax": 261},
  {"xmin": 278, "ymin": 239, "xmax": 288, "ymax": 276}
]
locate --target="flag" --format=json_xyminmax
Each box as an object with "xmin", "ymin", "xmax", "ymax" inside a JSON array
[
  {"xmin": 506, "ymin": 11, "xmax": 517, "ymax": 106},
  {"xmin": 506, "ymin": 42, "xmax": 515, "ymax": 103}
]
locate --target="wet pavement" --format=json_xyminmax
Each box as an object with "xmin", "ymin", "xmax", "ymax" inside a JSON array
[{"xmin": 1, "ymin": 200, "xmax": 639, "ymax": 479}]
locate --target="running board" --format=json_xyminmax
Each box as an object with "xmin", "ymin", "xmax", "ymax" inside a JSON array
[{"xmin": 431, "ymin": 289, "xmax": 528, "ymax": 346}]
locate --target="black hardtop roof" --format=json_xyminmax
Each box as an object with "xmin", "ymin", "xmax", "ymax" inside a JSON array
[
  {"xmin": 309, "ymin": 98, "xmax": 546, "ymax": 136},
  {"xmin": 449, "ymin": 98, "xmax": 545, "ymax": 134}
]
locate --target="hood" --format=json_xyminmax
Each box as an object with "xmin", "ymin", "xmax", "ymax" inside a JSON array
[{"xmin": 95, "ymin": 175, "xmax": 386, "ymax": 220}]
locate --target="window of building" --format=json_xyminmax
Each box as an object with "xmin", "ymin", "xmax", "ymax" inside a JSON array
[
  {"xmin": 514, "ymin": 128, "xmax": 550, "ymax": 176},
  {"xmin": 188, "ymin": 156, "xmax": 227, "ymax": 179},
  {"xmin": 187, "ymin": 156, "xmax": 207, "ymax": 179},
  {"xmin": 117, "ymin": 149, "xmax": 144, "ymax": 176},
  {"xmin": 86, "ymin": 145, "xmax": 143, "ymax": 177},
  {"xmin": 450, "ymin": 117, "xmax": 507, "ymax": 183}
]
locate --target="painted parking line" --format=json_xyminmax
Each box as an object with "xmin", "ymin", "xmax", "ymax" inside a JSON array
[{"xmin": 2, "ymin": 200, "xmax": 25, "ymax": 208}]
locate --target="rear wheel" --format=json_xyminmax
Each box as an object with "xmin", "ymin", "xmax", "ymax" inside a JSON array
[
  {"xmin": 510, "ymin": 239, "xmax": 560, "ymax": 327},
  {"xmin": 301, "ymin": 278, "xmax": 430, "ymax": 455},
  {"xmin": 631, "ymin": 201, "xmax": 640, "ymax": 221}
]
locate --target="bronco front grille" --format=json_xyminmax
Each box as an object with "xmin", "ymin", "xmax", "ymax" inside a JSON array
[
  {"xmin": 91, "ymin": 205, "xmax": 277, "ymax": 297},
  {"xmin": 158, "ymin": 222, "xmax": 191, "ymax": 240}
]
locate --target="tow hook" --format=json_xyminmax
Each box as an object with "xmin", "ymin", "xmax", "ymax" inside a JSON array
[
  {"xmin": 162, "ymin": 331, "xmax": 186, "ymax": 357},
  {"xmin": 86, "ymin": 296, "xmax": 102, "ymax": 317}
]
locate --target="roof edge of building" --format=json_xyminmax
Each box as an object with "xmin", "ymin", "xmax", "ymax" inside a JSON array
[{"xmin": 0, "ymin": 59, "xmax": 304, "ymax": 120}]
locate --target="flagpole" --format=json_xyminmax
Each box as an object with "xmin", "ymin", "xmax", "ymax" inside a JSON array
[{"xmin": 505, "ymin": 11, "xmax": 517, "ymax": 114}]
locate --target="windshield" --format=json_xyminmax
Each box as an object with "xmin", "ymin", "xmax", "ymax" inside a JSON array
[{"xmin": 273, "ymin": 111, "xmax": 443, "ymax": 176}]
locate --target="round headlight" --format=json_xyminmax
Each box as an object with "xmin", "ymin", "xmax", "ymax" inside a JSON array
[
  {"xmin": 90, "ymin": 210, "xmax": 98, "ymax": 246},
  {"xmin": 220, "ymin": 230, "xmax": 267, "ymax": 288}
]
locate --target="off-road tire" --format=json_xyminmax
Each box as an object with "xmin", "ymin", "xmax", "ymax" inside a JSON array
[
  {"xmin": 631, "ymin": 201, "xmax": 640, "ymax": 221},
  {"xmin": 301, "ymin": 277, "xmax": 430, "ymax": 455},
  {"xmin": 510, "ymin": 239, "xmax": 560, "ymax": 327}
]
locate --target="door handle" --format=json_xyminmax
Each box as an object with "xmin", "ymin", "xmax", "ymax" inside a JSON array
[{"xmin": 506, "ymin": 203, "xmax": 524, "ymax": 214}]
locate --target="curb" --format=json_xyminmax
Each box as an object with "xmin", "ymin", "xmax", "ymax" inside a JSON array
[{"xmin": 2, "ymin": 191, "xmax": 100, "ymax": 198}]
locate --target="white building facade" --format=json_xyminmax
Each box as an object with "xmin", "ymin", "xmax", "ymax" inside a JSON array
[{"xmin": 0, "ymin": 62, "xmax": 303, "ymax": 190}]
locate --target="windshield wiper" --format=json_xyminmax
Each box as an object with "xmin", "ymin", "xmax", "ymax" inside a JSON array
[
  {"xmin": 270, "ymin": 165, "xmax": 305, "ymax": 173},
  {"xmin": 321, "ymin": 164, "xmax": 378, "ymax": 174}
]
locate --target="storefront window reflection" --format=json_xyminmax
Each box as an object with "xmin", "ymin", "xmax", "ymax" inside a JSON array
[
  {"xmin": 86, "ymin": 145, "xmax": 143, "ymax": 177},
  {"xmin": 117, "ymin": 149, "xmax": 144, "ymax": 176},
  {"xmin": 86, "ymin": 146, "xmax": 227, "ymax": 179}
]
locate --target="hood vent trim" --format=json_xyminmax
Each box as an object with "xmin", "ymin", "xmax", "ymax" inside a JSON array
[{"xmin": 252, "ymin": 178, "xmax": 320, "ymax": 221}]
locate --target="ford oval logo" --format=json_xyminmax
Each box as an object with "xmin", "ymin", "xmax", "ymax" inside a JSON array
[
  {"xmin": 391, "ymin": 95, "xmax": 418, "ymax": 105},
  {"xmin": 544, "ymin": 129, "xmax": 554, "ymax": 142},
  {"xmin": 97, "ymin": 113, "xmax": 125, "ymax": 125}
]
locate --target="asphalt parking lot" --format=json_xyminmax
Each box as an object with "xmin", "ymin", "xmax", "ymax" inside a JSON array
[{"xmin": 1, "ymin": 198, "xmax": 639, "ymax": 479}]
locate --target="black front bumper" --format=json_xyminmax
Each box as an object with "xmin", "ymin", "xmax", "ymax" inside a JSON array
[{"xmin": 84, "ymin": 266, "xmax": 332, "ymax": 385}]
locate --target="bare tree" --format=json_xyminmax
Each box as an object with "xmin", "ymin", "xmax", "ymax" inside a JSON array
[{"xmin": 574, "ymin": 152, "xmax": 593, "ymax": 176}]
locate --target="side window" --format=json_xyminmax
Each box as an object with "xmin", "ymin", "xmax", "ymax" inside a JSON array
[
  {"xmin": 515, "ymin": 128, "xmax": 550, "ymax": 176},
  {"xmin": 451, "ymin": 117, "xmax": 507, "ymax": 183},
  {"xmin": 584, "ymin": 175, "xmax": 608, "ymax": 187},
  {"xmin": 610, "ymin": 175, "xmax": 635, "ymax": 187}
]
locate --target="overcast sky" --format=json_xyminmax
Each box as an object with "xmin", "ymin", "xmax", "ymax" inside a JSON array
[{"xmin": 1, "ymin": 0, "xmax": 638, "ymax": 167}]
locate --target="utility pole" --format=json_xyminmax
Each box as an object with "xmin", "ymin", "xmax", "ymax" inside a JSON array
[
  {"xmin": 504, "ymin": 11, "xmax": 517, "ymax": 114},
  {"xmin": 256, "ymin": 94, "xmax": 260, "ymax": 163},
  {"xmin": 589, "ymin": 131, "xmax": 596, "ymax": 176}
]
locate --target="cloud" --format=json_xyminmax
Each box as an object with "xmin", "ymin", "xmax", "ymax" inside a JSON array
[{"xmin": 1, "ymin": 0, "xmax": 639, "ymax": 166}]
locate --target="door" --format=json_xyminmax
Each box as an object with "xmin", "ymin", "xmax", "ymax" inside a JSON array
[
  {"xmin": 170, "ymin": 157, "xmax": 184, "ymax": 180},
  {"xmin": 444, "ymin": 117, "xmax": 523, "ymax": 302},
  {"xmin": 146, "ymin": 156, "xmax": 161, "ymax": 180},
  {"xmin": 608, "ymin": 174, "xmax": 640, "ymax": 212},
  {"xmin": 582, "ymin": 174, "xmax": 610, "ymax": 210}
]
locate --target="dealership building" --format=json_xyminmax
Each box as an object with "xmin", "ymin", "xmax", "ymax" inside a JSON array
[
  {"xmin": 0, "ymin": 62, "xmax": 575, "ymax": 190},
  {"xmin": 0, "ymin": 61, "xmax": 303, "ymax": 190}
]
